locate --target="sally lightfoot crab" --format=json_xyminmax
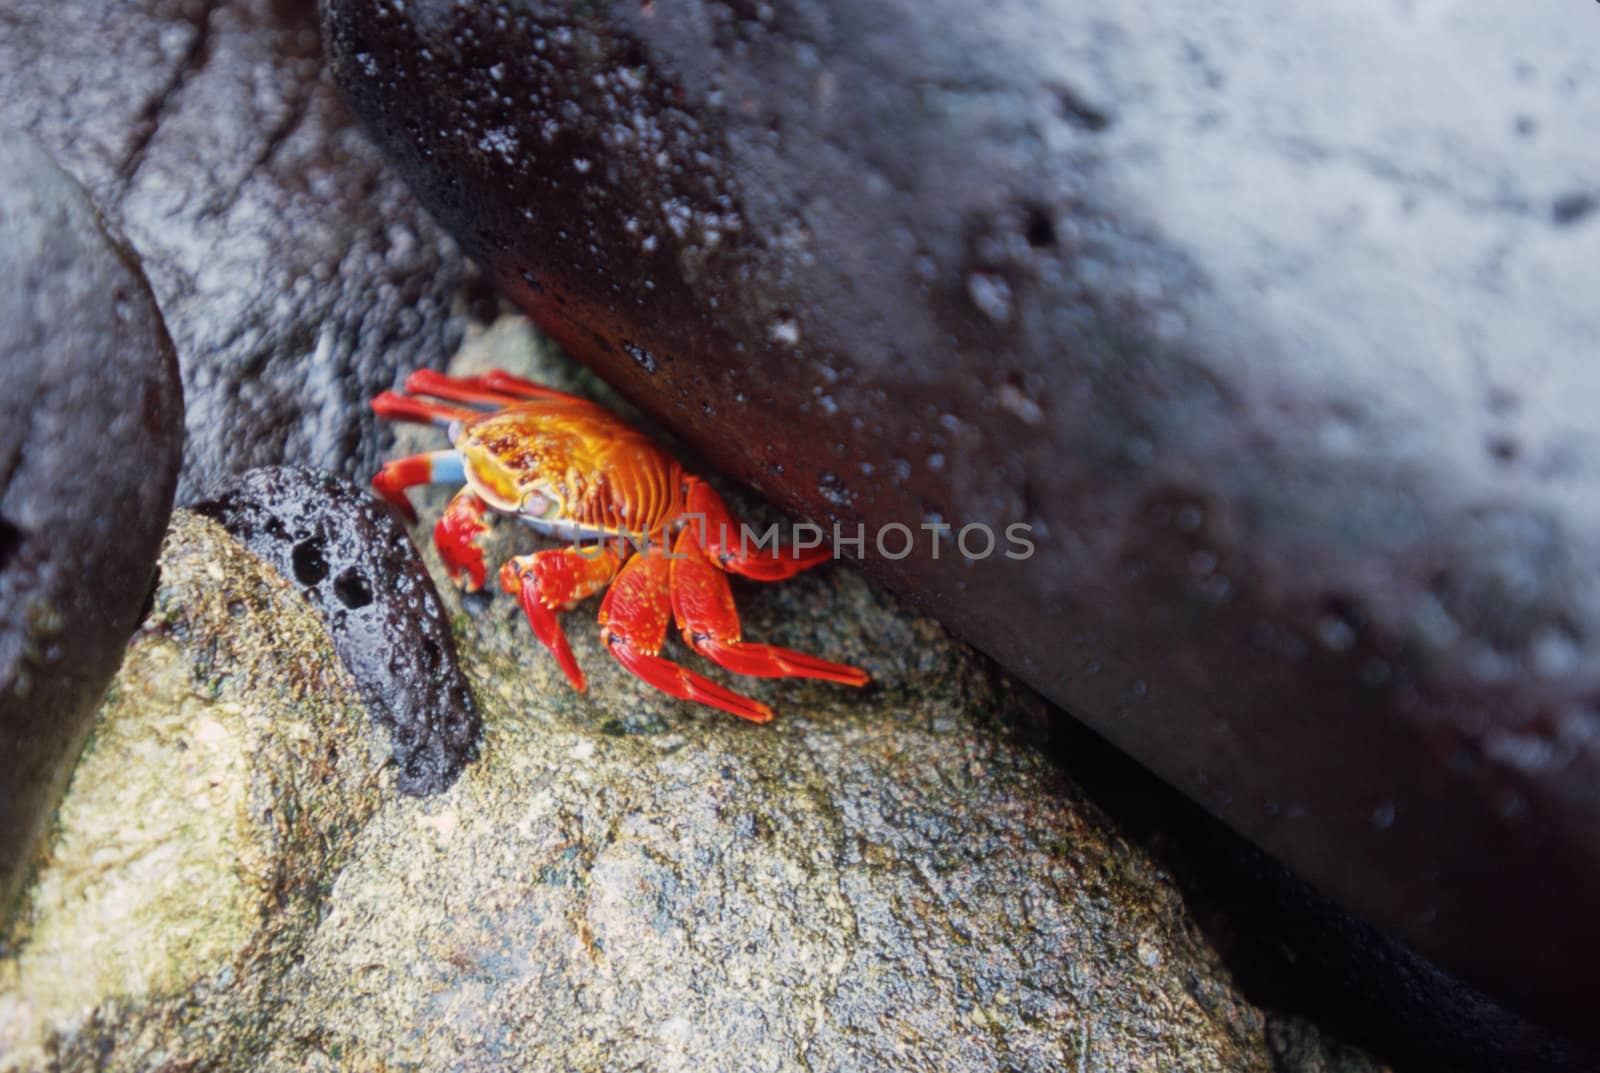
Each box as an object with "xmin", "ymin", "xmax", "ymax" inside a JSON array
[{"xmin": 370, "ymin": 369, "xmax": 869, "ymax": 723}]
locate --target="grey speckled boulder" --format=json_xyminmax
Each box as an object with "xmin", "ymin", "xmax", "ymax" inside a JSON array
[
  {"xmin": 321, "ymin": 0, "xmax": 1600, "ymax": 1043},
  {"xmin": 0, "ymin": 130, "xmax": 183, "ymax": 918}
]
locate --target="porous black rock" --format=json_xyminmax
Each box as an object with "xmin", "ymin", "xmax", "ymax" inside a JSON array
[
  {"xmin": 0, "ymin": 0, "xmax": 467, "ymax": 501},
  {"xmin": 196, "ymin": 467, "xmax": 480, "ymax": 795},
  {"xmin": 0, "ymin": 129, "xmax": 184, "ymax": 915},
  {"xmin": 322, "ymin": 0, "xmax": 1600, "ymax": 1054}
]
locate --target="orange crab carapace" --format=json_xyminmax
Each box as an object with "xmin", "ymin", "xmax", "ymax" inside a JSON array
[{"xmin": 370, "ymin": 368, "xmax": 868, "ymax": 723}]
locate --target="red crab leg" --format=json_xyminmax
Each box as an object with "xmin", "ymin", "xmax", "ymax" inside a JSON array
[
  {"xmin": 371, "ymin": 390, "xmax": 480, "ymax": 429},
  {"xmin": 406, "ymin": 368, "xmax": 592, "ymax": 407},
  {"xmin": 435, "ymin": 488, "xmax": 492, "ymax": 591},
  {"xmin": 683, "ymin": 478, "xmax": 833, "ymax": 580},
  {"xmin": 500, "ymin": 546, "xmax": 624, "ymax": 691},
  {"xmin": 404, "ymin": 369, "xmax": 526, "ymax": 408},
  {"xmin": 478, "ymin": 369, "xmax": 593, "ymax": 404},
  {"xmin": 371, "ymin": 449, "xmax": 465, "ymax": 524},
  {"xmin": 599, "ymin": 550, "xmax": 776, "ymax": 723},
  {"xmin": 669, "ymin": 529, "xmax": 869, "ymax": 686}
]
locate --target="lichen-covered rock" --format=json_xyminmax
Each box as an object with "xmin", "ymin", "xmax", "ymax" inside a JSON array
[
  {"xmin": 0, "ymin": 331, "xmax": 1382, "ymax": 1073},
  {"xmin": 0, "ymin": 0, "xmax": 466, "ymax": 500},
  {"xmin": 0, "ymin": 129, "xmax": 184, "ymax": 917},
  {"xmin": 196, "ymin": 467, "xmax": 480, "ymax": 795},
  {"xmin": 321, "ymin": 0, "xmax": 1600, "ymax": 1046},
  {"xmin": 0, "ymin": 512, "xmax": 385, "ymax": 1070}
]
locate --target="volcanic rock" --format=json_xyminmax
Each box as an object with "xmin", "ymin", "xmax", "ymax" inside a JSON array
[
  {"xmin": 0, "ymin": 0, "xmax": 466, "ymax": 500},
  {"xmin": 197, "ymin": 467, "xmax": 480, "ymax": 795}
]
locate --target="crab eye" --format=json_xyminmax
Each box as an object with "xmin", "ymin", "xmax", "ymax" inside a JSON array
[{"xmin": 520, "ymin": 488, "xmax": 561, "ymax": 519}]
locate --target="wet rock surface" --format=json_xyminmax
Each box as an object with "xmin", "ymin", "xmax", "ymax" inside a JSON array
[
  {"xmin": 0, "ymin": 131, "xmax": 184, "ymax": 916},
  {"xmin": 0, "ymin": 0, "xmax": 466, "ymax": 501},
  {"xmin": 1067, "ymin": 725, "xmax": 1600, "ymax": 1073},
  {"xmin": 196, "ymin": 467, "xmax": 480, "ymax": 795},
  {"xmin": 0, "ymin": 512, "xmax": 387, "ymax": 1069},
  {"xmin": 323, "ymin": 0, "xmax": 1600, "ymax": 1045},
  {"xmin": 0, "ymin": 361, "xmax": 1382, "ymax": 1073}
]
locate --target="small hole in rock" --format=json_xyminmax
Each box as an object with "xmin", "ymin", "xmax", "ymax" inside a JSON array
[
  {"xmin": 422, "ymin": 638, "xmax": 442, "ymax": 672},
  {"xmin": 1315, "ymin": 594, "xmax": 1364, "ymax": 652},
  {"xmin": 1051, "ymin": 83, "xmax": 1113, "ymax": 132},
  {"xmin": 291, "ymin": 538, "xmax": 329, "ymax": 586},
  {"xmin": 1552, "ymin": 192, "xmax": 1595, "ymax": 227},
  {"xmin": 0, "ymin": 517, "xmax": 22, "ymax": 570},
  {"xmin": 333, "ymin": 568, "xmax": 373, "ymax": 609},
  {"xmin": 1024, "ymin": 206, "xmax": 1056, "ymax": 248},
  {"xmin": 1487, "ymin": 435, "xmax": 1519, "ymax": 463}
]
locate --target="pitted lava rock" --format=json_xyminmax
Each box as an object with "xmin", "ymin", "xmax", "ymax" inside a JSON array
[
  {"xmin": 324, "ymin": 0, "xmax": 1600, "ymax": 1052},
  {"xmin": 0, "ymin": 0, "xmax": 466, "ymax": 502},
  {"xmin": 196, "ymin": 467, "xmax": 479, "ymax": 795},
  {"xmin": 0, "ymin": 130, "xmax": 184, "ymax": 914}
]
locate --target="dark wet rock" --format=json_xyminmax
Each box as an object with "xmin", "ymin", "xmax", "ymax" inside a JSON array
[
  {"xmin": 0, "ymin": 366, "xmax": 1382, "ymax": 1073},
  {"xmin": 196, "ymin": 467, "xmax": 479, "ymax": 795},
  {"xmin": 1052, "ymin": 706, "xmax": 1600, "ymax": 1073},
  {"xmin": 323, "ymin": 0, "xmax": 1600, "ymax": 1049},
  {"xmin": 0, "ymin": 0, "xmax": 467, "ymax": 502},
  {"xmin": 0, "ymin": 130, "xmax": 183, "ymax": 917}
]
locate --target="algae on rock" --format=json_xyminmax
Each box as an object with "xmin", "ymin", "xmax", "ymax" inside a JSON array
[{"xmin": 0, "ymin": 513, "xmax": 386, "ymax": 1071}]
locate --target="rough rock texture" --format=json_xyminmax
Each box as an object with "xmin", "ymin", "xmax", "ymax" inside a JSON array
[
  {"xmin": 435, "ymin": 322, "xmax": 1599, "ymax": 1073},
  {"xmin": 0, "ymin": 0, "xmax": 466, "ymax": 501},
  {"xmin": 322, "ymin": 0, "xmax": 1600, "ymax": 1045},
  {"xmin": 0, "ymin": 131, "xmax": 184, "ymax": 918},
  {"xmin": 0, "ymin": 331, "xmax": 1383, "ymax": 1073},
  {"xmin": 196, "ymin": 467, "xmax": 480, "ymax": 795},
  {"xmin": 0, "ymin": 512, "xmax": 388, "ymax": 1070}
]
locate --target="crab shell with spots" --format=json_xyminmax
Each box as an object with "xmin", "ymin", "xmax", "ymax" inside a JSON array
[{"xmin": 371, "ymin": 369, "xmax": 868, "ymax": 722}]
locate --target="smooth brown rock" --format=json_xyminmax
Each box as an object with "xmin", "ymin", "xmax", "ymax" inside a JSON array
[{"xmin": 321, "ymin": 0, "xmax": 1600, "ymax": 1048}]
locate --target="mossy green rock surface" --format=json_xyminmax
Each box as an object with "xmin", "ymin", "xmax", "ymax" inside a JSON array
[
  {"xmin": 0, "ymin": 321, "xmax": 1377, "ymax": 1073},
  {"xmin": 1, "ymin": 512, "xmax": 385, "ymax": 1070}
]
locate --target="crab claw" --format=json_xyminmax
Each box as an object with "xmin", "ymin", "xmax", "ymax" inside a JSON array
[
  {"xmin": 499, "ymin": 547, "xmax": 623, "ymax": 691},
  {"xmin": 503, "ymin": 560, "xmax": 585, "ymax": 690},
  {"xmin": 435, "ymin": 489, "xmax": 491, "ymax": 591}
]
